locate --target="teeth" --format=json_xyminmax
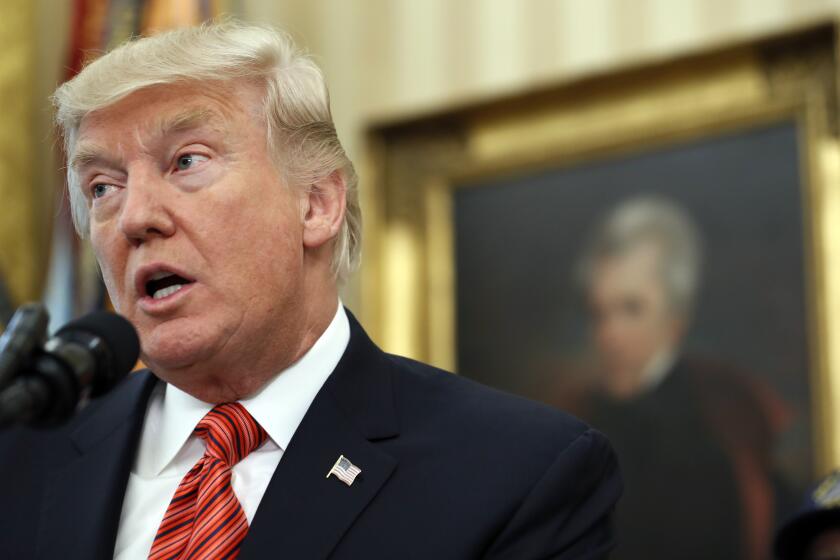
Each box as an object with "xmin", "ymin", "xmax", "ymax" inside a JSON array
[
  {"xmin": 153, "ymin": 284, "xmax": 184, "ymax": 300},
  {"xmin": 149, "ymin": 270, "xmax": 174, "ymax": 281}
]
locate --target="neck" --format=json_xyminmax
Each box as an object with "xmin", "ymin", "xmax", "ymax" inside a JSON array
[{"xmin": 157, "ymin": 285, "xmax": 340, "ymax": 404}]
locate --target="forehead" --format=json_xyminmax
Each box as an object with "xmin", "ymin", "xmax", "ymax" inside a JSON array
[
  {"xmin": 73, "ymin": 81, "xmax": 264, "ymax": 159},
  {"xmin": 591, "ymin": 242, "xmax": 665, "ymax": 292}
]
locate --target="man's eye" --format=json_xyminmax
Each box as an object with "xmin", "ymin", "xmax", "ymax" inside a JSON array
[
  {"xmin": 175, "ymin": 153, "xmax": 208, "ymax": 171},
  {"xmin": 92, "ymin": 183, "xmax": 114, "ymax": 199}
]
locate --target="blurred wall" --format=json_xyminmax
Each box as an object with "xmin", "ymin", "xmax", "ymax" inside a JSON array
[
  {"xmin": 0, "ymin": 2, "xmax": 37, "ymax": 305},
  {"xmin": 238, "ymin": 0, "xmax": 840, "ymax": 313},
  {"xmin": 17, "ymin": 0, "xmax": 840, "ymax": 319},
  {"xmin": 0, "ymin": 0, "xmax": 70, "ymax": 312}
]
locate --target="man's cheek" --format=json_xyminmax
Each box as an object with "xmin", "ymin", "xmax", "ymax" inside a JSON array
[{"xmin": 97, "ymin": 262, "xmax": 125, "ymax": 310}]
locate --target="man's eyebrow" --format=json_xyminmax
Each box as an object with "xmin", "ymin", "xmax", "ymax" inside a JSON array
[
  {"xmin": 70, "ymin": 108, "xmax": 227, "ymax": 171},
  {"xmin": 70, "ymin": 144, "xmax": 113, "ymax": 171},
  {"xmin": 154, "ymin": 108, "xmax": 225, "ymax": 137}
]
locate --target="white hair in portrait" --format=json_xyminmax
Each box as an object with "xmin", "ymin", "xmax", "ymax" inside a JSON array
[{"xmin": 578, "ymin": 195, "xmax": 703, "ymax": 317}]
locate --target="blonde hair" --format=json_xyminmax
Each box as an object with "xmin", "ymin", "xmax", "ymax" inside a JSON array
[{"xmin": 53, "ymin": 20, "xmax": 361, "ymax": 280}]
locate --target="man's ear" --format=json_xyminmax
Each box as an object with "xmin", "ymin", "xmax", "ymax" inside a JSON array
[{"xmin": 302, "ymin": 170, "xmax": 347, "ymax": 250}]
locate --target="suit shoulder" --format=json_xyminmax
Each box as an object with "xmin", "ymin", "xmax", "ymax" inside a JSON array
[
  {"xmin": 384, "ymin": 353, "xmax": 601, "ymax": 460},
  {"xmin": 0, "ymin": 370, "xmax": 154, "ymax": 452}
]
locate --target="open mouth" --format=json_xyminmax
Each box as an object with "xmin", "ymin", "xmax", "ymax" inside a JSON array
[{"xmin": 145, "ymin": 271, "xmax": 194, "ymax": 300}]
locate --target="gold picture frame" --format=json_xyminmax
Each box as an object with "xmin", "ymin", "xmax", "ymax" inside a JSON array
[{"xmin": 362, "ymin": 20, "xmax": 840, "ymax": 477}]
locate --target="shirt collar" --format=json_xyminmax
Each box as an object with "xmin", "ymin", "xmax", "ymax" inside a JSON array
[
  {"xmin": 141, "ymin": 301, "xmax": 350, "ymax": 477},
  {"xmin": 640, "ymin": 345, "xmax": 678, "ymax": 393}
]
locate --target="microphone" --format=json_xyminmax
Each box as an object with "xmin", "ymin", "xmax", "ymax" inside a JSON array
[
  {"xmin": 0, "ymin": 309, "xmax": 140, "ymax": 428},
  {"xmin": 0, "ymin": 303, "xmax": 49, "ymax": 392}
]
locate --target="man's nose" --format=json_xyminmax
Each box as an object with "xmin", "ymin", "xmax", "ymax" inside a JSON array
[
  {"xmin": 118, "ymin": 171, "xmax": 176, "ymax": 244},
  {"xmin": 596, "ymin": 319, "xmax": 624, "ymax": 351}
]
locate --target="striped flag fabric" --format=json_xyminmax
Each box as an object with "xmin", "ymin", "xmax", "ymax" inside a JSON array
[{"xmin": 327, "ymin": 455, "xmax": 362, "ymax": 486}]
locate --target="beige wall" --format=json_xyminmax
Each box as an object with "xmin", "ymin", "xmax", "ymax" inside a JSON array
[
  {"xmin": 0, "ymin": 0, "xmax": 64, "ymax": 305},
  {"xmin": 22, "ymin": 1, "xmax": 840, "ymax": 311},
  {"xmin": 0, "ymin": 0, "xmax": 70, "ymax": 307},
  {"xmin": 241, "ymin": 0, "xmax": 840, "ymax": 132},
  {"xmin": 238, "ymin": 0, "xmax": 840, "ymax": 310}
]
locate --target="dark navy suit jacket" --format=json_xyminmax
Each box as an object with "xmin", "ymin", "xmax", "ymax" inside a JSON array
[{"xmin": 0, "ymin": 314, "xmax": 621, "ymax": 559}]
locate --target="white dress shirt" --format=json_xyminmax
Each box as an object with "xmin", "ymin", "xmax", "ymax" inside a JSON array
[
  {"xmin": 639, "ymin": 346, "xmax": 678, "ymax": 393},
  {"xmin": 113, "ymin": 303, "xmax": 350, "ymax": 559}
]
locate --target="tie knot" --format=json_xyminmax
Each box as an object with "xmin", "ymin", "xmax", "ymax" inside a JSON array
[{"xmin": 195, "ymin": 402, "xmax": 267, "ymax": 466}]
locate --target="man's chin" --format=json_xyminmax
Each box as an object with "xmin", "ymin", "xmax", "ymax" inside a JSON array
[
  {"xmin": 140, "ymin": 338, "xmax": 216, "ymax": 375},
  {"xmin": 137, "ymin": 317, "xmax": 217, "ymax": 365},
  {"xmin": 602, "ymin": 370, "xmax": 645, "ymax": 400}
]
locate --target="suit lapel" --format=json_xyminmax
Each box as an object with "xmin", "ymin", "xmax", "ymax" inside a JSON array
[
  {"xmin": 35, "ymin": 313, "xmax": 398, "ymax": 559},
  {"xmin": 36, "ymin": 371, "xmax": 157, "ymax": 560},
  {"xmin": 240, "ymin": 312, "xmax": 400, "ymax": 560}
]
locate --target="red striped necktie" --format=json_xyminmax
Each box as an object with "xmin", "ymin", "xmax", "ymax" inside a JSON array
[{"xmin": 148, "ymin": 402, "xmax": 268, "ymax": 560}]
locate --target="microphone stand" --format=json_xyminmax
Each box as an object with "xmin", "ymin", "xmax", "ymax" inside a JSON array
[
  {"xmin": 0, "ymin": 352, "xmax": 80, "ymax": 429},
  {"xmin": 0, "ymin": 303, "xmax": 49, "ymax": 392},
  {"xmin": 0, "ymin": 304, "xmax": 89, "ymax": 429},
  {"xmin": 0, "ymin": 305, "xmax": 138, "ymax": 429}
]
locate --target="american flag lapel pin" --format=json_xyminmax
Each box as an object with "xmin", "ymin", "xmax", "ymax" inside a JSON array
[{"xmin": 327, "ymin": 454, "xmax": 362, "ymax": 486}]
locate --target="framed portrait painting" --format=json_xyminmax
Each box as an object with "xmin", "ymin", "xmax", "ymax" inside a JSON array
[{"xmin": 364, "ymin": 21, "xmax": 840, "ymax": 560}]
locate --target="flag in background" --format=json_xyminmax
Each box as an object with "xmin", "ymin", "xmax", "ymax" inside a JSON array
[{"xmin": 42, "ymin": 0, "xmax": 230, "ymax": 333}]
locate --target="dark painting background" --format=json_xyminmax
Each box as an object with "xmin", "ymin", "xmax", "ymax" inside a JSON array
[{"xmin": 454, "ymin": 120, "xmax": 812, "ymax": 493}]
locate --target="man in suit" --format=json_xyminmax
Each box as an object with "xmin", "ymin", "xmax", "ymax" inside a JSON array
[
  {"xmin": 579, "ymin": 196, "xmax": 787, "ymax": 560},
  {"xmin": 0, "ymin": 21, "xmax": 621, "ymax": 559}
]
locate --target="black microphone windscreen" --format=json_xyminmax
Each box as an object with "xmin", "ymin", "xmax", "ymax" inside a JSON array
[{"xmin": 56, "ymin": 311, "xmax": 140, "ymax": 377}]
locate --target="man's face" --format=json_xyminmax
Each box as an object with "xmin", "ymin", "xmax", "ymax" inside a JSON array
[
  {"xmin": 587, "ymin": 241, "xmax": 684, "ymax": 399},
  {"xmin": 74, "ymin": 81, "xmax": 310, "ymax": 399}
]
